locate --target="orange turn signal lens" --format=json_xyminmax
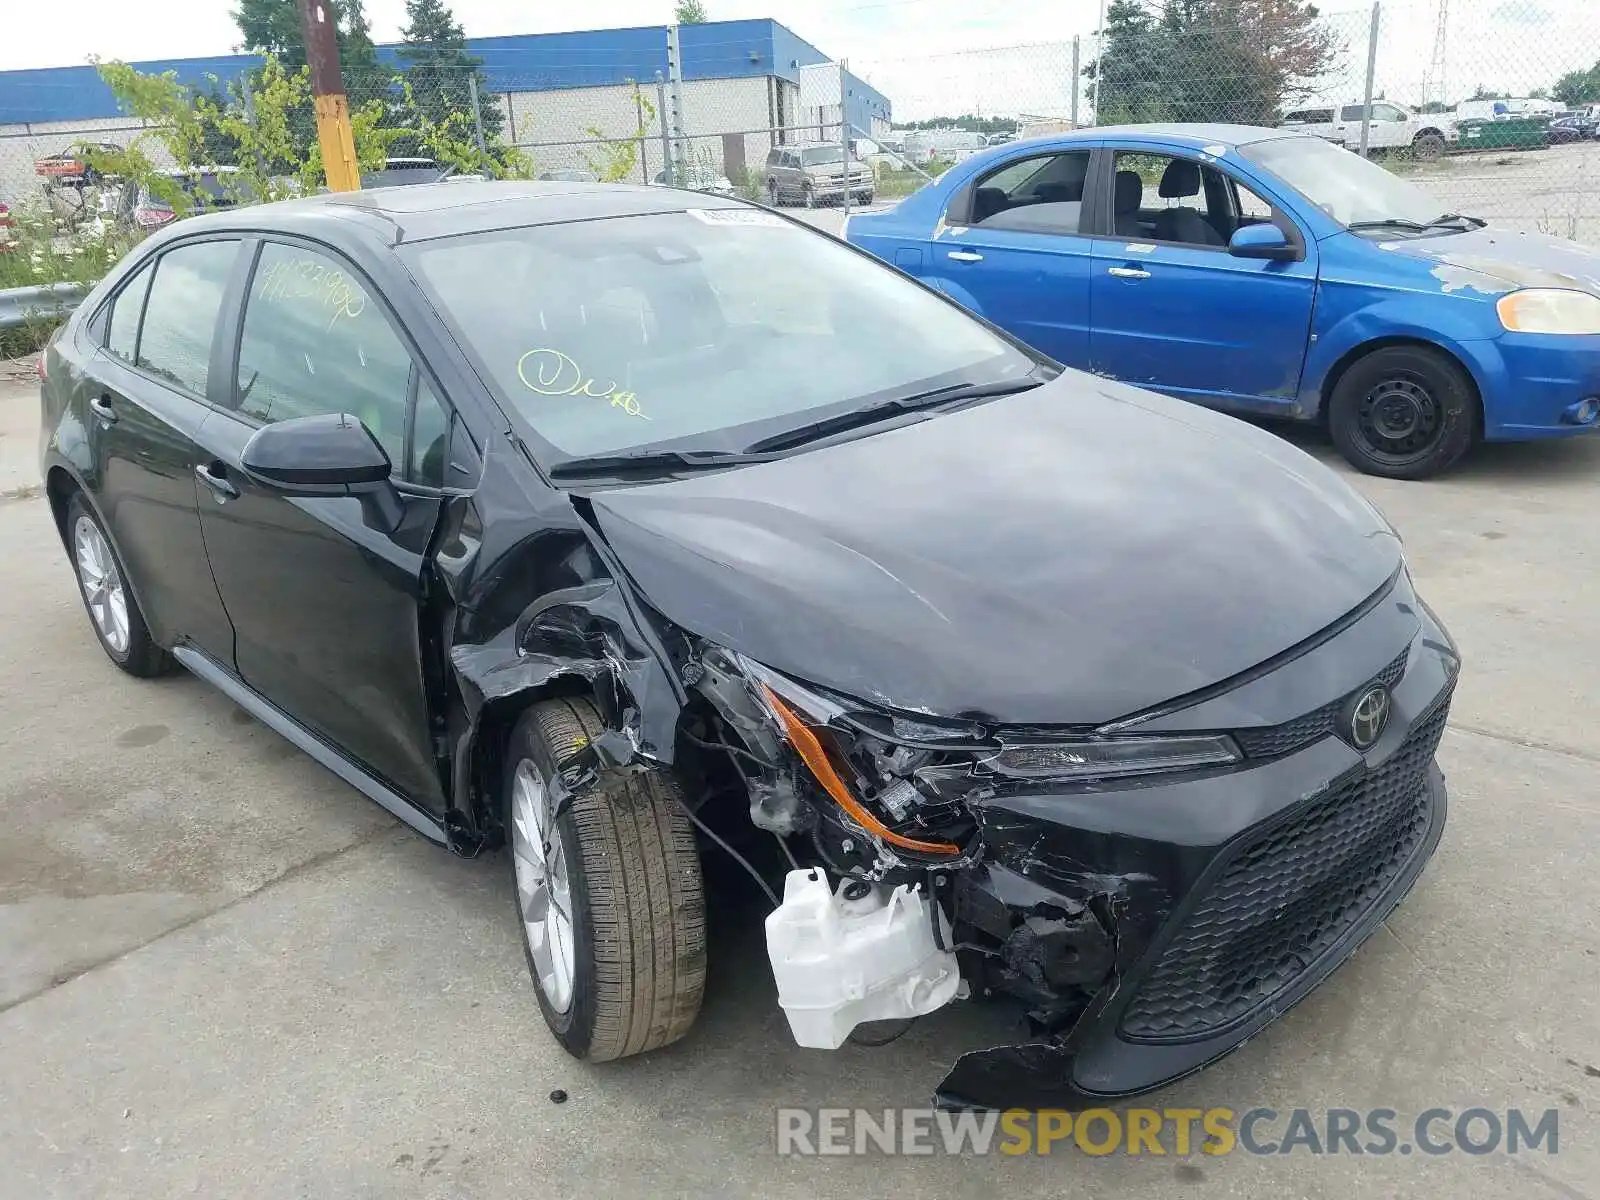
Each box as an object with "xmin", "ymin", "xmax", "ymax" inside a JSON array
[{"xmin": 759, "ymin": 684, "xmax": 961, "ymax": 856}]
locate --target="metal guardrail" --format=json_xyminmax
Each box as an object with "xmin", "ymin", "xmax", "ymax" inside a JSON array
[{"xmin": 0, "ymin": 282, "xmax": 86, "ymax": 331}]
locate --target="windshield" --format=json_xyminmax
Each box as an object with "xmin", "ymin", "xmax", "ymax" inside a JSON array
[
  {"xmin": 1240, "ymin": 135, "xmax": 1442, "ymax": 227},
  {"xmin": 801, "ymin": 147, "xmax": 845, "ymax": 165},
  {"xmin": 405, "ymin": 209, "xmax": 1031, "ymax": 465}
]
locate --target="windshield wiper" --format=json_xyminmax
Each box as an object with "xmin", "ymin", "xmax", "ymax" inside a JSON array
[
  {"xmin": 747, "ymin": 377, "xmax": 1043, "ymax": 454},
  {"xmin": 1427, "ymin": 212, "xmax": 1486, "ymax": 229},
  {"xmin": 1346, "ymin": 218, "xmax": 1432, "ymax": 233},
  {"xmin": 548, "ymin": 448, "xmax": 779, "ymax": 480}
]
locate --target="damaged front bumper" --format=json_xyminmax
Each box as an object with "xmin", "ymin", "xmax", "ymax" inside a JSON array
[{"xmin": 936, "ymin": 628, "xmax": 1456, "ymax": 1109}]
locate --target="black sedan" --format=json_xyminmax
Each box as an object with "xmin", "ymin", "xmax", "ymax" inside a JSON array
[{"xmin": 37, "ymin": 181, "xmax": 1458, "ymax": 1108}]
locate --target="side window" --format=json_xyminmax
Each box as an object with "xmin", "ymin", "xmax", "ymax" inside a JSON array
[
  {"xmin": 1230, "ymin": 178, "xmax": 1275, "ymax": 222},
  {"xmin": 1340, "ymin": 104, "xmax": 1366, "ymax": 122},
  {"xmin": 136, "ymin": 240, "xmax": 240, "ymax": 396},
  {"xmin": 966, "ymin": 150, "xmax": 1090, "ymax": 234},
  {"xmin": 1110, "ymin": 152, "xmax": 1226, "ymax": 248},
  {"xmin": 1372, "ymin": 103, "xmax": 1406, "ymax": 122},
  {"xmin": 105, "ymin": 261, "xmax": 153, "ymax": 364},
  {"xmin": 234, "ymin": 241, "xmax": 415, "ymax": 473},
  {"xmin": 409, "ymin": 377, "xmax": 452, "ymax": 487}
]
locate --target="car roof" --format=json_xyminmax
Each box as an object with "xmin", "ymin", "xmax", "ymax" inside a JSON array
[
  {"xmin": 171, "ymin": 180, "xmax": 748, "ymax": 246},
  {"xmin": 1024, "ymin": 122, "xmax": 1296, "ymax": 149}
]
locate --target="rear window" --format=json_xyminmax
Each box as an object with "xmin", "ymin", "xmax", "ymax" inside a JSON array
[{"xmin": 404, "ymin": 209, "xmax": 1029, "ymax": 464}]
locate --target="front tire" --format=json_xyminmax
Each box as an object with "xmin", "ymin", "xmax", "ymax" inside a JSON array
[
  {"xmin": 506, "ymin": 697, "xmax": 706, "ymax": 1061},
  {"xmin": 1328, "ymin": 345, "xmax": 1476, "ymax": 480},
  {"xmin": 66, "ymin": 494, "xmax": 171, "ymax": 677}
]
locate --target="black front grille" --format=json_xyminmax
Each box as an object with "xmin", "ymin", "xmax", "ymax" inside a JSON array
[
  {"xmin": 1234, "ymin": 649, "xmax": 1410, "ymax": 759},
  {"xmin": 1119, "ymin": 690, "xmax": 1451, "ymax": 1043}
]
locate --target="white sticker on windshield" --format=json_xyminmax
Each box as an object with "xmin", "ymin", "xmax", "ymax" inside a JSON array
[
  {"xmin": 686, "ymin": 207, "xmax": 785, "ymax": 227},
  {"xmin": 1202, "ymin": 143, "xmax": 1228, "ymax": 158}
]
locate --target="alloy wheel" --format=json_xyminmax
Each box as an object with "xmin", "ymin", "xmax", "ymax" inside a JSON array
[
  {"xmin": 510, "ymin": 759, "xmax": 576, "ymax": 1013},
  {"xmin": 73, "ymin": 516, "xmax": 130, "ymax": 655}
]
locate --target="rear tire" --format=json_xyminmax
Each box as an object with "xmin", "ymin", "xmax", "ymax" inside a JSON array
[
  {"xmin": 66, "ymin": 494, "xmax": 171, "ymax": 677},
  {"xmin": 506, "ymin": 697, "xmax": 706, "ymax": 1061},
  {"xmin": 1412, "ymin": 131, "xmax": 1446, "ymax": 162},
  {"xmin": 1328, "ymin": 345, "xmax": 1476, "ymax": 480}
]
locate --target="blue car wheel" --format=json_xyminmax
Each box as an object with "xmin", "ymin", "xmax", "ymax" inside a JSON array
[{"xmin": 1328, "ymin": 345, "xmax": 1476, "ymax": 480}]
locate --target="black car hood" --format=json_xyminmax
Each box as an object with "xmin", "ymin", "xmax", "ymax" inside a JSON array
[{"xmin": 590, "ymin": 375, "xmax": 1401, "ymax": 726}]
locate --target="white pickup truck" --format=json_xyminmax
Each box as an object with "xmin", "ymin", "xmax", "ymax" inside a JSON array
[{"xmin": 1281, "ymin": 102, "xmax": 1454, "ymax": 160}]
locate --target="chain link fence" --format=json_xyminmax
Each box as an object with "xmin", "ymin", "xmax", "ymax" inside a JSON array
[{"xmin": 1, "ymin": 0, "xmax": 1597, "ymax": 253}]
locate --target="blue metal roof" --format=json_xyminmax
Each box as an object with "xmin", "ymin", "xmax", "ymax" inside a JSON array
[{"xmin": 0, "ymin": 20, "xmax": 890, "ymax": 126}]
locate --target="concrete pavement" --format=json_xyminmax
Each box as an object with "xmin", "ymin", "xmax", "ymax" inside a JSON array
[{"xmin": 1, "ymin": 373, "xmax": 1597, "ymax": 1198}]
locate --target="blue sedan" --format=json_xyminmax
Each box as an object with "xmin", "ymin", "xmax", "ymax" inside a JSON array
[{"xmin": 846, "ymin": 124, "xmax": 1600, "ymax": 478}]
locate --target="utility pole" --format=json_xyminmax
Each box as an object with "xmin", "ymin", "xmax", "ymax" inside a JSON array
[
  {"xmin": 665, "ymin": 24, "xmax": 688, "ymax": 186},
  {"xmin": 298, "ymin": 0, "xmax": 361, "ymax": 191}
]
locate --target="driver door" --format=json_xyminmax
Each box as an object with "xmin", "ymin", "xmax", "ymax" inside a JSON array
[
  {"xmin": 1089, "ymin": 148, "xmax": 1318, "ymax": 409},
  {"xmin": 191, "ymin": 237, "xmax": 465, "ymax": 812}
]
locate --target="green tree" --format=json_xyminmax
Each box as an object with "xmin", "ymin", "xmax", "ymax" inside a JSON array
[
  {"xmin": 674, "ymin": 0, "xmax": 709, "ymax": 24},
  {"xmin": 1552, "ymin": 62, "xmax": 1600, "ymax": 107},
  {"xmin": 394, "ymin": 0, "xmax": 503, "ymax": 153},
  {"xmin": 1088, "ymin": 0, "xmax": 1338, "ymax": 125},
  {"xmin": 234, "ymin": 0, "xmax": 389, "ymax": 100}
]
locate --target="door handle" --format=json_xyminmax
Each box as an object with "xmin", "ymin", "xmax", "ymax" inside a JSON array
[
  {"xmin": 194, "ymin": 462, "xmax": 240, "ymax": 501},
  {"xmin": 946, "ymin": 250, "xmax": 984, "ymax": 263},
  {"xmin": 1107, "ymin": 266, "xmax": 1151, "ymax": 279},
  {"xmin": 89, "ymin": 395, "xmax": 118, "ymax": 423}
]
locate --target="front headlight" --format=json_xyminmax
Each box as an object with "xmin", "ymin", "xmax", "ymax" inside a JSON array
[
  {"xmin": 1496, "ymin": 288, "xmax": 1600, "ymax": 335},
  {"xmin": 987, "ymin": 735, "xmax": 1240, "ymax": 780}
]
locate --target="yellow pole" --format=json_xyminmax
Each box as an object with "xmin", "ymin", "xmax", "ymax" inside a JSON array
[{"xmin": 298, "ymin": 0, "xmax": 362, "ymax": 191}]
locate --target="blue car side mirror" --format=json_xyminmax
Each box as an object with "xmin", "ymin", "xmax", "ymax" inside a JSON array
[{"xmin": 1229, "ymin": 223, "xmax": 1297, "ymax": 260}]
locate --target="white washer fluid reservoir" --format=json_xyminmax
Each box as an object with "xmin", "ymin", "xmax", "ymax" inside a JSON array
[{"xmin": 764, "ymin": 867, "xmax": 962, "ymax": 1049}]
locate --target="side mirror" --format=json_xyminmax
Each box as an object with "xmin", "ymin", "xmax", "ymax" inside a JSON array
[
  {"xmin": 1229, "ymin": 222, "xmax": 1297, "ymax": 260},
  {"xmin": 240, "ymin": 412, "xmax": 392, "ymax": 492}
]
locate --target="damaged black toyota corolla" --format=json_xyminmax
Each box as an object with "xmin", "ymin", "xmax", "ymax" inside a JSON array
[{"xmin": 38, "ymin": 182, "xmax": 1458, "ymax": 1109}]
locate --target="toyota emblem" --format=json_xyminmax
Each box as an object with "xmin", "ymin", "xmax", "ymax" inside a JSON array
[{"xmin": 1348, "ymin": 684, "xmax": 1392, "ymax": 750}]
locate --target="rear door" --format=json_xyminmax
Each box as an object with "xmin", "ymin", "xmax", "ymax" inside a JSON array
[
  {"xmin": 1088, "ymin": 147, "xmax": 1316, "ymax": 408},
  {"xmin": 75, "ymin": 238, "xmax": 242, "ymax": 659},
  {"xmin": 191, "ymin": 237, "xmax": 475, "ymax": 813},
  {"xmin": 926, "ymin": 147, "xmax": 1098, "ymax": 365}
]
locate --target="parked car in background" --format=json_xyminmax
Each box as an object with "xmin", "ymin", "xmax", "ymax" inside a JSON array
[
  {"xmin": 902, "ymin": 128, "xmax": 989, "ymax": 165},
  {"xmin": 1281, "ymin": 102, "xmax": 1453, "ymax": 159},
  {"xmin": 38, "ymin": 179, "xmax": 1458, "ymax": 1109},
  {"xmin": 121, "ymin": 167, "xmax": 243, "ymax": 230},
  {"xmin": 650, "ymin": 164, "xmax": 737, "ymax": 197},
  {"xmin": 847, "ymin": 123, "xmax": 1600, "ymax": 479},
  {"xmin": 762, "ymin": 143, "xmax": 871, "ymax": 207},
  {"xmin": 1547, "ymin": 113, "xmax": 1596, "ymax": 144},
  {"xmin": 34, "ymin": 143, "xmax": 127, "ymax": 230}
]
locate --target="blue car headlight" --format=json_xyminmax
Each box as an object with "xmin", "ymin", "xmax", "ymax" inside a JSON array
[{"xmin": 1496, "ymin": 288, "xmax": 1600, "ymax": 335}]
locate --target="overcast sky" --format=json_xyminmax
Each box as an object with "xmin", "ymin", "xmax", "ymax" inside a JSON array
[{"xmin": 5, "ymin": 0, "xmax": 1595, "ymax": 121}]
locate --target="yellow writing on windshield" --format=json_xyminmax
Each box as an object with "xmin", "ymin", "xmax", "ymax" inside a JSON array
[
  {"xmin": 517, "ymin": 348, "xmax": 648, "ymax": 420},
  {"xmin": 258, "ymin": 256, "xmax": 367, "ymax": 329}
]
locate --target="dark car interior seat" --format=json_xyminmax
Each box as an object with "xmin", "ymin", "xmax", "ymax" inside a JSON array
[
  {"xmin": 1113, "ymin": 169, "xmax": 1145, "ymax": 238},
  {"xmin": 1154, "ymin": 159, "xmax": 1224, "ymax": 246}
]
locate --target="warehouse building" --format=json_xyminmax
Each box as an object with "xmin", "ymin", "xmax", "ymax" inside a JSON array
[{"xmin": 0, "ymin": 20, "xmax": 892, "ymax": 202}]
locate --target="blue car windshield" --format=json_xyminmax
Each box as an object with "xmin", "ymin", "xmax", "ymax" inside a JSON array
[
  {"xmin": 1241, "ymin": 135, "xmax": 1442, "ymax": 228},
  {"xmin": 404, "ymin": 209, "xmax": 1032, "ymax": 464}
]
